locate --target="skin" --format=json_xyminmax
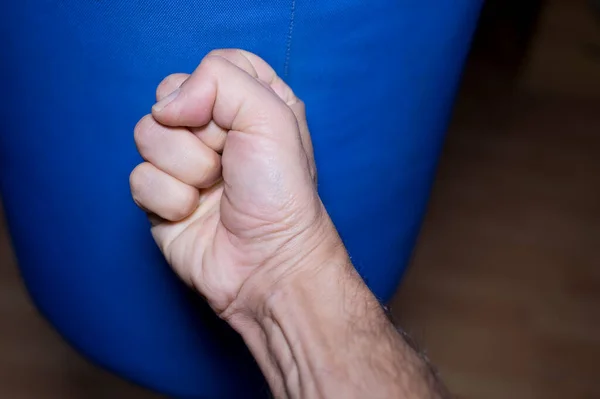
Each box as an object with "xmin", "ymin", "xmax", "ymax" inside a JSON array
[{"xmin": 130, "ymin": 49, "xmax": 448, "ymax": 399}]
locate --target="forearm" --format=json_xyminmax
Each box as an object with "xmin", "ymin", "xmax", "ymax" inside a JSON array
[{"xmin": 226, "ymin": 252, "xmax": 447, "ymax": 399}]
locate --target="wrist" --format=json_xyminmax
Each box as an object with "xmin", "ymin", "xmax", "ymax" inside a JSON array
[
  {"xmin": 222, "ymin": 207, "xmax": 352, "ymax": 325},
  {"xmin": 223, "ymin": 223, "xmax": 407, "ymax": 399}
]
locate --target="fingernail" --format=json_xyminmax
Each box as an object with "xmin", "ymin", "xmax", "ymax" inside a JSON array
[{"xmin": 152, "ymin": 89, "xmax": 180, "ymax": 112}]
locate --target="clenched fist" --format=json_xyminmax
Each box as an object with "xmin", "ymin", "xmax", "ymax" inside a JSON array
[{"xmin": 130, "ymin": 49, "xmax": 345, "ymax": 317}]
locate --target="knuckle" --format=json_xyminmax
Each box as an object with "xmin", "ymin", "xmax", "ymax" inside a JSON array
[
  {"xmin": 200, "ymin": 153, "xmax": 222, "ymax": 184},
  {"xmin": 203, "ymin": 151, "xmax": 220, "ymax": 172},
  {"xmin": 207, "ymin": 48, "xmax": 235, "ymax": 58},
  {"xmin": 133, "ymin": 114, "xmax": 156, "ymax": 147},
  {"xmin": 296, "ymin": 98, "xmax": 306, "ymax": 112},
  {"xmin": 290, "ymin": 99, "xmax": 307, "ymax": 120},
  {"xmin": 280, "ymin": 104, "xmax": 298, "ymax": 127},
  {"xmin": 157, "ymin": 73, "xmax": 187, "ymax": 96},
  {"xmin": 201, "ymin": 53, "xmax": 229, "ymax": 73},
  {"xmin": 130, "ymin": 162, "xmax": 151, "ymax": 188},
  {"xmin": 129, "ymin": 163, "xmax": 151, "ymax": 204},
  {"xmin": 156, "ymin": 77, "xmax": 170, "ymax": 97},
  {"xmin": 172, "ymin": 189, "xmax": 198, "ymax": 221}
]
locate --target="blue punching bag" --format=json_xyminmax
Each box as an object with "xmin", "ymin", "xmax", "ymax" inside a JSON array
[{"xmin": 0, "ymin": 1, "xmax": 482, "ymax": 397}]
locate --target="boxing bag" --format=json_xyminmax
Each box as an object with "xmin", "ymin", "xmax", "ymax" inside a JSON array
[{"xmin": 0, "ymin": 1, "xmax": 482, "ymax": 397}]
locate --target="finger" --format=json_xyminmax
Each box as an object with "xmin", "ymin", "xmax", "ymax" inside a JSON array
[
  {"xmin": 156, "ymin": 73, "xmax": 189, "ymax": 101},
  {"xmin": 134, "ymin": 115, "xmax": 222, "ymax": 188},
  {"xmin": 130, "ymin": 162, "xmax": 199, "ymax": 222}
]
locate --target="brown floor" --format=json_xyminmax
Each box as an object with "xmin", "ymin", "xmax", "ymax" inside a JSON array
[
  {"xmin": 1, "ymin": 0, "xmax": 599, "ymax": 398},
  {"xmin": 392, "ymin": 93, "xmax": 600, "ymax": 399},
  {"xmin": 393, "ymin": 2, "xmax": 600, "ymax": 398}
]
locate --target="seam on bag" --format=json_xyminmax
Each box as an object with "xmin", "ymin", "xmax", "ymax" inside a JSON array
[{"xmin": 283, "ymin": 0, "xmax": 296, "ymax": 77}]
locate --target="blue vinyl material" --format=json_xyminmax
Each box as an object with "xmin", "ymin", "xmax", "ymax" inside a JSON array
[{"xmin": 0, "ymin": 1, "xmax": 482, "ymax": 397}]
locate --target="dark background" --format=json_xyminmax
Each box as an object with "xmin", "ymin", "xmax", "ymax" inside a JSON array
[{"xmin": 1, "ymin": 0, "xmax": 599, "ymax": 397}]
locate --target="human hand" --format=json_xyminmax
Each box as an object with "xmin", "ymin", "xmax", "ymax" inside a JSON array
[
  {"xmin": 130, "ymin": 51, "xmax": 448, "ymax": 399},
  {"xmin": 130, "ymin": 49, "xmax": 346, "ymax": 317}
]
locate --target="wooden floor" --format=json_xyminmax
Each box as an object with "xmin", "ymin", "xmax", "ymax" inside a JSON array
[
  {"xmin": 0, "ymin": 0, "xmax": 598, "ymax": 397},
  {"xmin": 393, "ymin": 2, "xmax": 600, "ymax": 398},
  {"xmin": 392, "ymin": 94, "xmax": 600, "ymax": 399}
]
